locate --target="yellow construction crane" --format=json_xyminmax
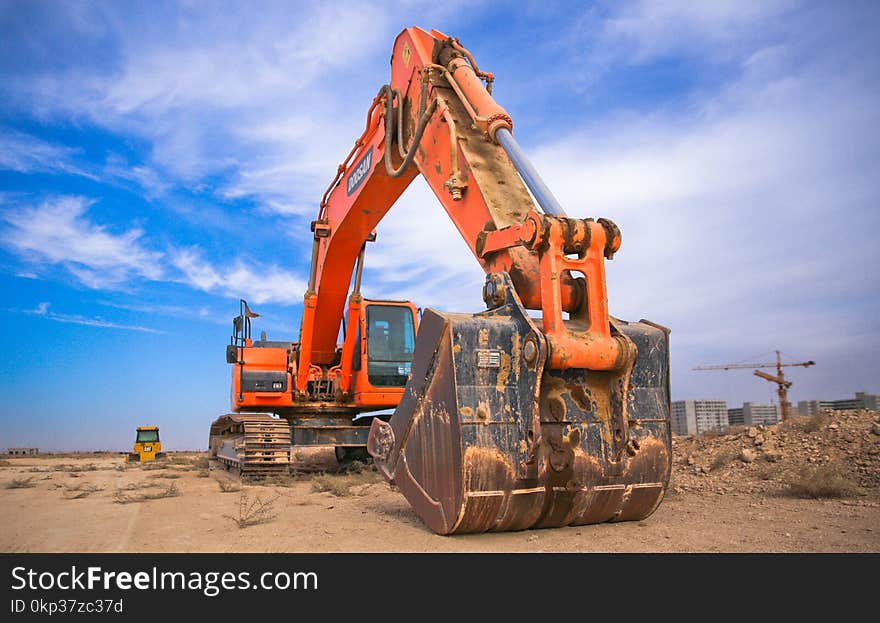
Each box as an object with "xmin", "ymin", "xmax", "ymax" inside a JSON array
[{"xmin": 693, "ymin": 351, "xmax": 815, "ymax": 421}]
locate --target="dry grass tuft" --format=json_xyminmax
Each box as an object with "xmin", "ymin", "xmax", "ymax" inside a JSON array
[
  {"xmin": 163, "ymin": 455, "xmax": 191, "ymax": 465},
  {"xmin": 784, "ymin": 463, "xmax": 861, "ymax": 499},
  {"xmin": 62, "ymin": 483, "xmax": 105, "ymax": 499},
  {"xmin": 225, "ymin": 493, "xmax": 280, "ymax": 528},
  {"xmin": 113, "ymin": 483, "xmax": 180, "ymax": 504},
  {"xmin": 710, "ymin": 448, "xmax": 739, "ymax": 471},
  {"xmin": 310, "ymin": 469, "xmax": 382, "ymax": 497},
  {"xmin": 803, "ymin": 412, "xmax": 830, "ymax": 433},
  {"xmin": 55, "ymin": 463, "xmax": 102, "ymax": 473},
  {"xmin": 217, "ymin": 479, "xmax": 241, "ymax": 493},
  {"xmin": 118, "ymin": 481, "xmax": 163, "ymax": 491},
  {"xmin": 4, "ymin": 477, "xmax": 37, "ymax": 489},
  {"xmin": 259, "ymin": 473, "xmax": 304, "ymax": 488}
]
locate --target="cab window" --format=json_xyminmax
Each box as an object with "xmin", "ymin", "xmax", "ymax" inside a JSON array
[
  {"xmin": 366, "ymin": 306, "xmax": 414, "ymax": 387},
  {"xmin": 136, "ymin": 430, "xmax": 159, "ymax": 443}
]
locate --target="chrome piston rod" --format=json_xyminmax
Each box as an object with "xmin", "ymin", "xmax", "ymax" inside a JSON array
[{"xmin": 496, "ymin": 127, "xmax": 567, "ymax": 217}]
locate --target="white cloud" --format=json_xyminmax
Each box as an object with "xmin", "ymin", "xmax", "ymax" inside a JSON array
[
  {"xmin": 0, "ymin": 129, "xmax": 99, "ymax": 180},
  {"xmin": 171, "ymin": 248, "xmax": 306, "ymax": 305},
  {"xmin": 20, "ymin": 301, "xmax": 160, "ymax": 333},
  {"xmin": 102, "ymin": 154, "xmax": 170, "ymax": 198},
  {"xmin": 1, "ymin": 2, "xmax": 477, "ymax": 214},
  {"xmin": 527, "ymin": 1, "xmax": 880, "ymax": 401},
  {"xmin": 97, "ymin": 299, "xmax": 225, "ymax": 325},
  {"xmin": 0, "ymin": 194, "xmax": 309, "ymax": 306},
  {"xmin": 594, "ymin": 0, "xmax": 798, "ymax": 64},
  {"xmin": 1, "ymin": 196, "xmax": 164, "ymax": 288},
  {"xmin": 2, "ymin": 1, "xmax": 877, "ymax": 405},
  {"xmin": 359, "ymin": 178, "xmax": 487, "ymax": 313}
]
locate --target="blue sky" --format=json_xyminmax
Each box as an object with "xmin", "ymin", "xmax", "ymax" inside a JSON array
[{"xmin": 1, "ymin": 0, "xmax": 877, "ymax": 450}]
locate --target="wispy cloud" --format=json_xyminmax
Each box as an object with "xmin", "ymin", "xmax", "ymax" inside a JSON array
[
  {"xmin": 539, "ymin": 0, "xmax": 880, "ymax": 400},
  {"xmin": 1, "ymin": 2, "xmax": 392, "ymax": 208},
  {"xmin": 0, "ymin": 195, "xmax": 163, "ymax": 288},
  {"xmin": 0, "ymin": 194, "xmax": 307, "ymax": 305},
  {"xmin": 102, "ymin": 154, "xmax": 170, "ymax": 198},
  {"xmin": 1, "ymin": 1, "xmax": 877, "ymax": 409},
  {"xmin": 592, "ymin": 0, "xmax": 798, "ymax": 64},
  {"xmin": 97, "ymin": 299, "xmax": 224, "ymax": 324},
  {"xmin": 360, "ymin": 178, "xmax": 487, "ymax": 313},
  {"xmin": 0, "ymin": 129, "xmax": 99, "ymax": 180},
  {"xmin": 171, "ymin": 248, "xmax": 306, "ymax": 305},
  {"xmin": 19, "ymin": 302, "xmax": 160, "ymax": 333},
  {"xmin": 0, "ymin": 2, "xmax": 474, "ymax": 216}
]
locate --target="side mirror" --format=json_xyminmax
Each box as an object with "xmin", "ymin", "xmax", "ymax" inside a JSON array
[{"xmin": 226, "ymin": 344, "xmax": 238, "ymax": 364}]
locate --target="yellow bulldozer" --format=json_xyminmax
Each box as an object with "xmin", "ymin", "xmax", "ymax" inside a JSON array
[{"xmin": 127, "ymin": 426, "xmax": 166, "ymax": 462}]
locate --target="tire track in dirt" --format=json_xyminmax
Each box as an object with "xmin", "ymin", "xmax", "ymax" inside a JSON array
[{"xmin": 115, "ymin": 502, "xmax": 143, "ymax": 552}]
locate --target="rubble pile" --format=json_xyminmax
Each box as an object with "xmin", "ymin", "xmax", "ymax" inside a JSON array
[{"xmin": 670, "ymin": 410, "xmax": 880, "ymax": 497}]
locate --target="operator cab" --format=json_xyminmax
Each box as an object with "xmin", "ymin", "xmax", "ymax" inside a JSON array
[
  {"xmin": 136, "ymin": 428, "xmax": 160, "ymax": 444},
  {"xmin": 361, "ymin": 302, "xmax": 416, "ymax": 387}
]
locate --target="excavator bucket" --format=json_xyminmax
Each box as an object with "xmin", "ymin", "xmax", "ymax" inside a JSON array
[{"xmin": 369, "ymin": 272, "xmax": 671, "ymax": 535}]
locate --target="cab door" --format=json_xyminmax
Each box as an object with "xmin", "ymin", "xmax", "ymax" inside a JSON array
[{"xmin": 352, "ymin": 301, "xmax": 417, "ymax": 405}]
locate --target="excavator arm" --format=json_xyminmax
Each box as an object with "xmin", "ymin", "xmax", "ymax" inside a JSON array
[
  {"xmin": 300, "ymin": 27, "xmax": 626, "ymax": 387},
  {"xmin": 229, "ymin": 27, "xmax": 673, "ymax": 534}
]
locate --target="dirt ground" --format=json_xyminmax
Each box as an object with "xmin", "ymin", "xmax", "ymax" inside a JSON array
[{"xmin": 2, "ymin": 411, "xmax": 878, "ymax": 553}]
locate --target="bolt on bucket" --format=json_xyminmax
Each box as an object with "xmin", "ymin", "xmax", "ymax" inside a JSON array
[{"xmin": 368, "ymin": 272, "xmax": 671, "ymax": 535}]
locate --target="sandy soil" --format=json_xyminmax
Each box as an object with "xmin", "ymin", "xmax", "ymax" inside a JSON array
[{"xmin": 1, "ymin": 446, "xmax": 877, "ymax": 553}]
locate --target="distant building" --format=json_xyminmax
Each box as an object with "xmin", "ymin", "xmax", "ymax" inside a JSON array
[
  {"xmin": 728, "ymin": 407, "xmax": 744, "ymax": 427},
  {"xmin": 742, "ymin": 402, "xmax": 779, "ymax": 426},
  {"xmin": 672, "ymin": 400, "xmax": 728, "ymax": 436},
  {"xmin": 798, "ymin": 392, "xmax": 879, "ymax": 416},
  {"xmin": 797, "ymin": 401, "xmax": 820, "ymax": 416},
  {"xmin": 5, "ymin": 448, "xmax": 39, "ymax": 456}
]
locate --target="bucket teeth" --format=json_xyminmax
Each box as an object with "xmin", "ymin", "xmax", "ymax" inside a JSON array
[{"xmin": 368, "ymin": 272, "xmax": 671, "ymax": 535}]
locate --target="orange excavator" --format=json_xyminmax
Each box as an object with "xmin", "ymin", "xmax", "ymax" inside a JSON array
[{"xmin": 209, "ymin": 26, "xmax": 672, "ymax": 534}]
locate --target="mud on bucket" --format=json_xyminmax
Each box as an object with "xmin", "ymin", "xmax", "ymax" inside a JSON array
[{"xmin": 368, "ymin": 276, "xmax": 672, "ymax": 535}]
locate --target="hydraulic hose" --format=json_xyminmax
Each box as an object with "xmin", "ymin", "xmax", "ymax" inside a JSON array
[{"xmin": 381, "ymin": 84, "xmax": 438, "ymax": 178}]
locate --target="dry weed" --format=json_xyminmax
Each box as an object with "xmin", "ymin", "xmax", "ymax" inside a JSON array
[
  {"xmin": 217, "ymin": 479, "xmax": 241, "ymax": 493},
  {"xmin": 710, "ymin": 448, "xmax": 739, "ymax": 471},
  {"xmin": 784, "ymin": 463, "xmax": 861, "ymax": 499},
  {"xmin": 310, "ymin": 470, "xmax": 382, "ymax": 497},
  {"xmin": 62, "ymin": 483, "xmax": 105, "ymax": 499},
  {"xmin": 803, "ymin": 412, "xmax": 830, "ymax": 433},
  {"xmin": 259, "ymin": 473, "xmax": 302, "ymax": 488},
  {"xmin": 113, "ymin": 483, "xmax": 180, "ymax": 504},
  {"xmin": 118, "ymin": 481, "xmax": 163, "ymax": 491},
  {"xmin": 225, "ymin": 493, "xmax": 280, "ymax": 528},
  {"xmin": 4, "ymin": 477, "xmax": 36, "ymax": 489}
]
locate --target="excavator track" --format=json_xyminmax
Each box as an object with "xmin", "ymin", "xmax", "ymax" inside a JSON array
[{"xmin": 209, "ymin": 414, "xmax": 291, "ymax": 478}]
